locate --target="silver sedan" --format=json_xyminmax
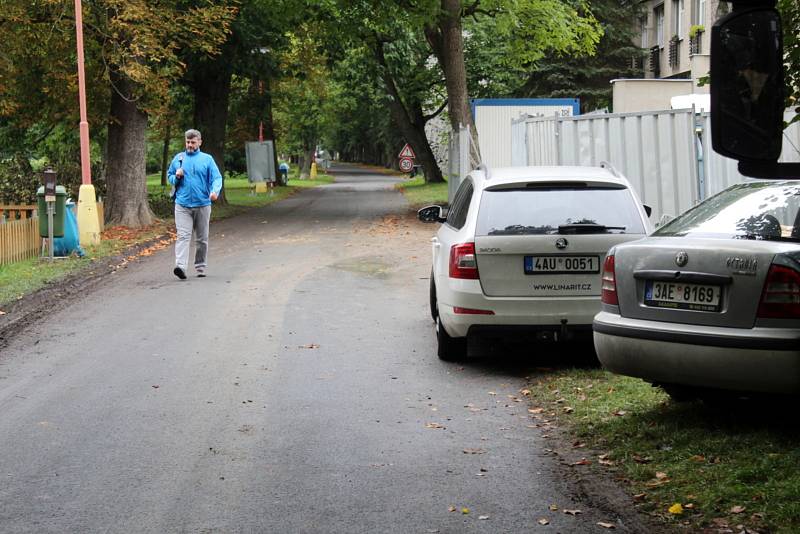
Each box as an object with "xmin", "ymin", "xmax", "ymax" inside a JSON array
[{"xmin": 594, "ymin": 180, "xmax": 800, "ymax": 398}]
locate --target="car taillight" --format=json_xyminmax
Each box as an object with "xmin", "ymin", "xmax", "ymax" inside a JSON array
[
  {"xmin": 453, "ymin": 306, "xmax": 494, "ymax": 315},
  {"xmin": 449, "ymin": 242, "xmax": 479, "ymax": 279},
  {"xmin": 601, "ymin": 254, "xmax": 618, "ymax": 305},
  {"xmin": 757, "ymin": 264, "xmax": 800, "ymax": 318}
]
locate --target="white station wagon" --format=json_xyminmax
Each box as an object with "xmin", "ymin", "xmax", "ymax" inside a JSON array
[{"xmin": 418, "ymin": 165, "xmax": 653, "ymax": 360}]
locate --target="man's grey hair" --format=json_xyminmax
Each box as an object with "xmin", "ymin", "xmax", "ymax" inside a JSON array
[{"xmin": 185, "ymin": 129, "xmax": 202, "ymax": 140}]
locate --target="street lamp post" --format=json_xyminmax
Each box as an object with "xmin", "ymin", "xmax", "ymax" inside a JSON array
[{"xmin": 74, "ymin": 0, "xmax": 100, "ymax": 246}]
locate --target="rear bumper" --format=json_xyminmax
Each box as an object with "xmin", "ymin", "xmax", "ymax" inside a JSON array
[
  {"xmin": 439, "ymin": 295, "xmax": 600, "ymax": 338},
  {"xmin": 593, "ymin": 311, "xmax": 800, "ymax": 395}
]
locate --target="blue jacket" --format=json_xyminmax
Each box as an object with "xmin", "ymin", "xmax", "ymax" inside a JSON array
[{"xmin": 168, "ymin": 150, "xmax": 223, "ymax": 208}]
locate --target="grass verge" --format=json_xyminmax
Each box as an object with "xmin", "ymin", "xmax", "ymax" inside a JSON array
[
  {"xmin": 0, "ymin": 173, "xmax": 332, "ymax": 308},
  {"xmin": 526, "ymin": 368, "xmax": 800, "ymax": 533},
  {"xmin": 396, "ymin": 176, "xmax": 449, "ymax": 208}
]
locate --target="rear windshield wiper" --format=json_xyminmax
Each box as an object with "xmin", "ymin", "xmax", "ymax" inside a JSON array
[{"xmin": 558, "ymin": 223, "xmax": 626, "ymax": 234}]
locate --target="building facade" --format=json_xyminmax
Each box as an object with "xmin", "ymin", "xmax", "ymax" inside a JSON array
[{"xmin": 637, "ymin": 0, "xmax": 731, "ymax": 88}]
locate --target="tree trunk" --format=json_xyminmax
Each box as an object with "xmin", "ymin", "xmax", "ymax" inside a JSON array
[
  {"xmin": 105, "ymin": 74, "xmax": 154, "ymax": 228},
  {"xmin": 160, "ymin": 123, "xmax": 171, "ymax": 187},
  {"xmin": 299, "ymin": 144, "xmax": 315, "ymax": 179},
  {"xmin": 374, "ymin": 41, "xmax": 444, "ymax": 183},
  {"xmin": 191, "ymin": 54, "xmax": 233, "ymax": 205},
  {"xmin": 426, "ymin": 1, "xmax": 481, "ymax": 165},
  {"xmin": 264, "ymin": 81, "xmax": 283, "ymax": 186}
]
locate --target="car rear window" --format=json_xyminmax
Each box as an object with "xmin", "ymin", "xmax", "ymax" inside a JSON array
[
  {"xmin": 475, "ymin": 185, "xmax": 646, "ymax": 236},
  {"xmin": 655, "ymin": 181, "xmax": 800, "ymax": 241}
]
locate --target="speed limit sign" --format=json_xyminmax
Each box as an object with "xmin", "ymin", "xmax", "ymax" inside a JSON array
[{"xmin": 399, "ymin": 157, "xmax": 414, "ymax": 172}]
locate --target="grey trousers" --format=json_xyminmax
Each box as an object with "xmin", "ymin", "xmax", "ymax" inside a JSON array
[{"xmin": 174, "ymin": 204, "xmax": 211, "ymax": 271}]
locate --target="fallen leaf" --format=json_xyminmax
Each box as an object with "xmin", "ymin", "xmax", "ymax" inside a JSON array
[
  {"xmin": 572, "ymin": 458, "xmax": 591, "ymax": 466},
  {"xmin": 632, "ymin": 493, "xmax": 647, "ymax": 502},
  {"xmin": 0, "ymin": 310, "xmax": 6, "ymax": 315},
  {"xmin": 633, "ymin": 455, "xmax": 652, "ymax": 464},
  {"xmin": 425, "ymin": 423, "xmax": 445, "ymax": 429},
  {"xmin": 689, "ymin": 454, "xmax": 706, "ymax": 462},
  {"xmin": 597, "ymin": 522, "xmax": 616, "ymax": 529},
  {"xmin": 549, "ymin": 504, "xmax": 558, "ymax": 511},
  {"xmin": 461, "ymin": 507, "xmax": 469, "ymax": 515},
  {"xmin": 463, "ymin": 448, "xmax": 486, "ymax": 454},
  {"xmin": 668, "ymin": 503, "xmax": 684, "ymax": 515},
  {"xmin": 299, "ymin": 343, "xmax": 320, "ymax": 349},
  {"xmin": 520, "ymin": 389, "xmax": 531, "ymax": 396},
  {"xmin": 730, "ymin": 505, "xmax": 746, "ymax": 514},
  {"xmin": 538, "ymin": 518, "xmax": 550, "ymax": 525},
  {"xmin": 478, "ymin": 515, "xmax": 490, "ymax": 520},
  {"xmin": 655, "ymin": 471, "xmax": 669, "ymax": 480},
  {"xmin": 572, "ymin": 441, "xmax": 586, "ymax": 448},
  {"xmin": 488, "ymin": 391, "xmax": 497, "ymax": 396},
  {"xmin": 528, "ymin": 407, "xmax": 545, "ymax": 414},
  {"xmin": 599, "ymin": 458, "xmax": 615, "ymax": 466},
  {"xmin": 612, "ymin": 410, "xmax": 627, "ymax": 416},
  {"xmin": 563, "ymin": 406, "xmax": 574, "ymax": 414},
  {"xmin": 684, "ymin": 503, "xmax": 694, "ymax": 509},
  {"xmin": 564, "ymin": 509, "xmax": 581, "ymax": 516},
  {"xmin": 448, "ymin": 506, "xmax": 456, "ymax": 513}
]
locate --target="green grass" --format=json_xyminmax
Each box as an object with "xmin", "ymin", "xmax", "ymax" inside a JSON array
[
  {"xmin": 395, "ymin": 176, "xmax": 449, "ymax": 207},
  {"xmin": 0, "ymin": 256, "xmax": 89, "ymax": 306},
  {"xmin": 0, "ymin": 173, "xmax": 333, "ymax": 308},
  {"xmin": 526, "ymin": 369, "xmax": 800, "ymax": 533}
]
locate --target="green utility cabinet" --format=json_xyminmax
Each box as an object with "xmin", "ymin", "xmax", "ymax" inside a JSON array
[{"xmin": 37, "ymin": 185, "xmax": 67, "ymax": 237}]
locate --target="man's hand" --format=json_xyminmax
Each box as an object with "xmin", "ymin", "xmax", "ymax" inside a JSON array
[
  {"xmin": 176, "ymin": 168, "xmax": 184, "ymax": 178},
  {"xmin": 210, "ymin": 192, "xmax": 218, "ymax": 201}
]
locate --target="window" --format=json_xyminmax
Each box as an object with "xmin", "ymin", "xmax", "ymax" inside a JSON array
[
  {"xmin": 654, "ymin": 4, "xmax": 665, "ymax": 47},
  {"xmin": 654, "ymin": 182, "xmax": 800, "ymax": 241},
  {"xmin": 475, "ymin": 186, "xmax": 646, "ymax": 236},
  {"xmin": 446, "ymin": 179, "xmax": 474, "ymax": 230},
  {"xmin": 672, "ymin": 0, "xmax": 684, "ymax": 38},
  {"xmin": 692, "ymin": 0, "xmax": 706, "ymax": 26},
  {"xmin": 641, "ymin": 16, "xmax": 649, "ymax": 48}
]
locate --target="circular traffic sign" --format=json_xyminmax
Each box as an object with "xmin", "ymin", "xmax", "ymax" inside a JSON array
[{"xmin": 399, "ymin": 157, "xmax": 414, "ymax": 172}]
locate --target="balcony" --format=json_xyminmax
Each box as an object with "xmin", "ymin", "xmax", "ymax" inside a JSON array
[
  {"xmin": 668, "ymin": 36, "xmax": 680, "ymax": 68},
  {"xmin": 689, "ymin": 27, "xmax": 704, "ymax": 55},
  {"xmin": 649, "ymin": 46, "xmax": 661, "ymax": 77}
]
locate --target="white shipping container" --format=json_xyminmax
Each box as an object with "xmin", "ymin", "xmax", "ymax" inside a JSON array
[{"xmin": 472, "ymin": 98, "xmax": 579, "ymax": 168}]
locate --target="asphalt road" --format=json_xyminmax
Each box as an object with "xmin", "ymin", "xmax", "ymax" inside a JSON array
[{"xmin": 0, "ymin": 164, "xmax": 650, "ymax": 533}]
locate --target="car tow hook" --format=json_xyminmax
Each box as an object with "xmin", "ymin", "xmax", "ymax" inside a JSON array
[{"xmin": 560, "ymin": 319, "xmax": 568, "ymax": 342}]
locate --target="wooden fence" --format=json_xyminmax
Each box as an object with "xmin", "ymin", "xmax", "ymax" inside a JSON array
[
  {"xmin": 0, "ymin": 217, "xmax": 40, "ymax": 265},
  {"xmin": 0, "ymin": 202, "xmax": 104, "ymax": 266}
]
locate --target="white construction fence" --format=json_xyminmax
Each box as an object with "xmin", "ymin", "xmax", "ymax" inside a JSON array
[{"xmin": 511, "ymin": 109, "xmax": 800, "ymax": 224}]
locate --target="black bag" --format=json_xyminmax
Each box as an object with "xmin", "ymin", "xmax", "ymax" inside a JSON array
[{"xmin": 170, "ymin": 154, "xmax": 185, "ymax": 201}]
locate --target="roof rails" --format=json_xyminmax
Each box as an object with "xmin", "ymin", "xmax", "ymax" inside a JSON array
[
  {"xmin": 599, "ymin": 161, "xmax": 621, "ymax": 178},
  {"xmin": 477, "ymin": 162, "xmax": 492, "ymax": 181}
]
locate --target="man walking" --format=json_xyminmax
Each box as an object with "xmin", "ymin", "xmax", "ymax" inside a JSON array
[{"xmin": 168, "ymin": 129, "xmax": 222, "ymax": 280}]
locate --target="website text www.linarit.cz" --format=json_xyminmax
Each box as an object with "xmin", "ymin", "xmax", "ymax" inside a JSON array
[{"xmin": 532, "ymin": 283, "xmax": 592, "ymax": 291}]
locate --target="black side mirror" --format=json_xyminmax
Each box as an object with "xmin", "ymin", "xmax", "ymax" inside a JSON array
[
  {"xmin": 417, "ymin": 205, "xmax": 446, "ymax": 223},
  {"xmin": 643, "ymin": 204, "xmax": 652, "ymax": 218},
  {"xmin": 710, "ymin": 6, "xmax": 800, "ymax": 177}
]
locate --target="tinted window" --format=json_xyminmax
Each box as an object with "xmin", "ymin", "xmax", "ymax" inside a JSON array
[
  {"xmin": 655, "ymin": 181, "xmax": 800, "ymax": 241},
  {"xmin": 446, "ymin": 180, "xmax": 474, "ymax": 229},
  {"xmin": 475, "ymin": 186, "xmax": 645, "ymax": 236}
]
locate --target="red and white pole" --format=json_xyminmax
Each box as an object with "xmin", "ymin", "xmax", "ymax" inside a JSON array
[{"xmin": 74, "ymin": 0, "xmax": 100, "ymax": 245}]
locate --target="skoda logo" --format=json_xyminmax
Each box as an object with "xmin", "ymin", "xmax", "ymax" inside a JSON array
[
  {"xmin": 555, "ymin": 238, "xmax": 568, "ymax": 250},
  {"xmin": 675, "ymin": 251, "xmax": 689, "ymax": 267}
]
